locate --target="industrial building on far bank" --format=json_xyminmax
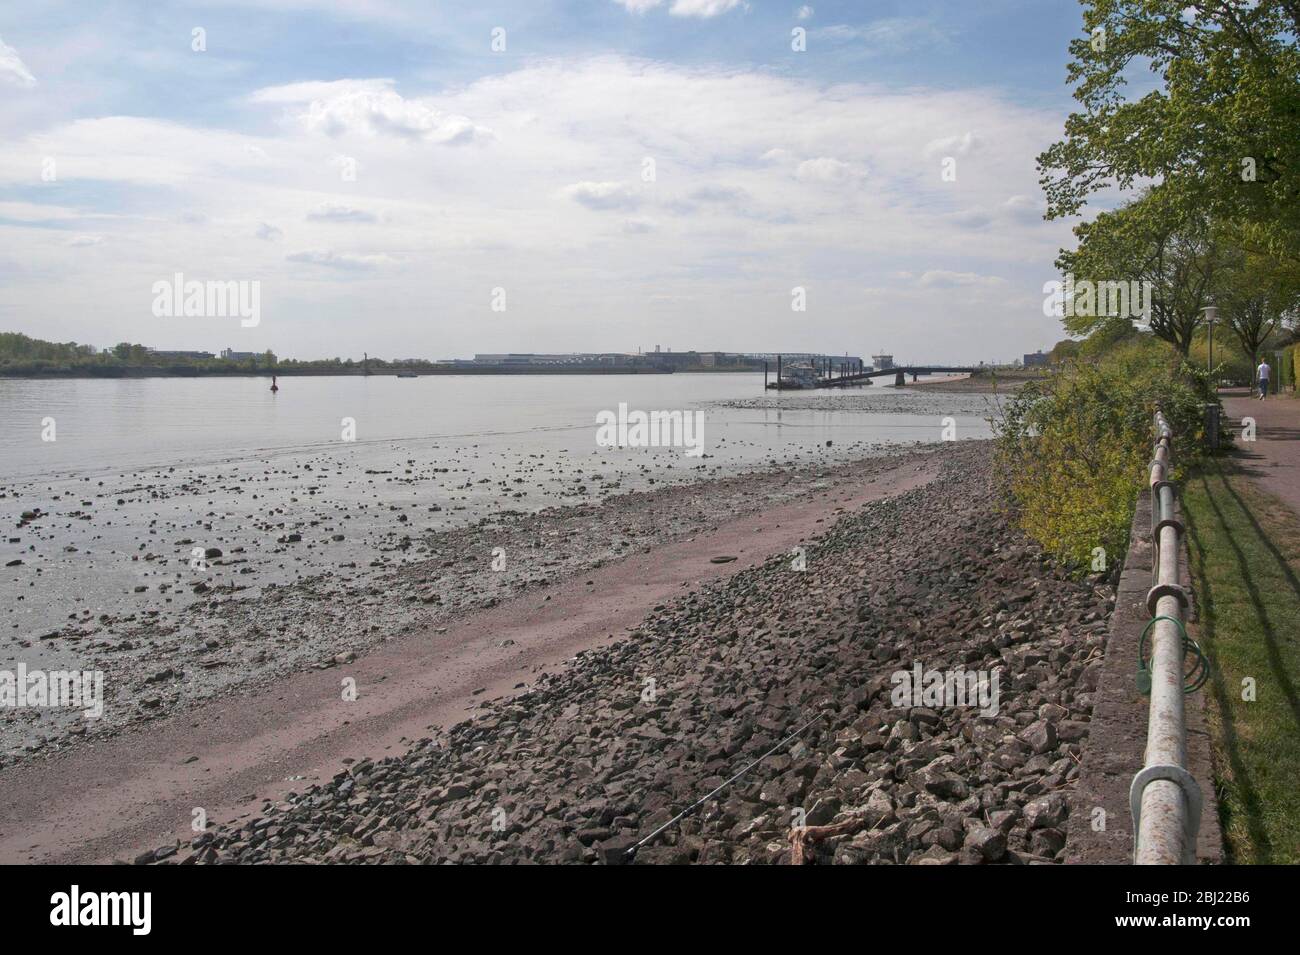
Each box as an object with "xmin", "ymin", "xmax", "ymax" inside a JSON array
[{"xmin": 455, "ymin": 347, "xmax": 865, "ymax": 373}]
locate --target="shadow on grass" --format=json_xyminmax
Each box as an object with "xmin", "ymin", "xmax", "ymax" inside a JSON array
[
  {"xmin": 1183, "ymin": 473, "xmax": 1272, "ymax": 864},
  {"xmin": 1208, "ymin": 470, "xmax": 1300, "ymax": 738},
  {"xmin": 1217, "ymin": 470, "xmax": 1300, "ymax": 606}
]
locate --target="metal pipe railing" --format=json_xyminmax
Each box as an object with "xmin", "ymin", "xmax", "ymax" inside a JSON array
[{"xmin": 1130, "ymin": 410, "xmax": 1203, "ymax": 864}]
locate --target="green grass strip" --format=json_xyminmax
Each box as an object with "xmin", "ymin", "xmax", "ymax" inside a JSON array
[{"xmin": 1183, "ymin": 459, "xmax": 1300, "ymax": 864}]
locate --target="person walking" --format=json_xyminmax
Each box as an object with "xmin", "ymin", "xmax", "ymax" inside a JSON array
[{"xmin": 1256, "ymin": 358, "xmax": 1271, "ymax": 400}]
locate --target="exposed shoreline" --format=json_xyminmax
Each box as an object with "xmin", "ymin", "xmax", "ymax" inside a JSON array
[
  {"xmin": 0, "ymin": 440, "xmax": 1116, "ymax": 866},
  {"xmin": 0, "ymin": 445, "xmax": 940, "ymax": 863},
  {"xmin": 907, "ymin": 373, "xmax": 1041, "ymax": 393},
  {"xmin": 155, "ymin": 440, "xmax": 1112, "ymax": 865},
  {"xmin": 125, "ymin": 441, "xmax": 1111, "ymax": 865},
  {"xmin": 0, "ymin": 439, "xmax": 927, "ymax": 765}
]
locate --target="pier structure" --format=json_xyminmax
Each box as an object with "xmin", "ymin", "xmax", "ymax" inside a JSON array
[{"xmin": 763, "ymin": 357, "xmax": 976, "ymax": 390}]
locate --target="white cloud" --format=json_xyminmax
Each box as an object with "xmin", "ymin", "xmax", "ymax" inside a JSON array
[
  {"xmin": 249, "ymin": 79, "xmax": 392, "ymax": 104},
  {"xmin": 797, "ymin": 6, "xmax": 815, "ymax": 21},
  {"xmin": 254, "ymin": 78, "xmax": 492, "ymax": 144},
  {"xmin": 944, "ymin": 209, "xmax": 993, "ymax": 230},
  {"xmin": 818, "ymin": 18, "xmax": 945, "ymax": 53},
  {"xmin": 669, "ymin": 0, "xmax": 744, "ymax": 16},
  {"xmin": 613, "ymin": 0, "xmax": 743, "ymax": 17},
  {"xmin": 794, "ymin": 156, "xmax": 866, "ymax": 184},
  {"xmin": 562, "ymin": 181, "xmax": 641, "ymax": 210},
  {"xmin": 612, "ymin": 0, "xmax": 665, "ymax": 12},
  {"xmin": 306, "ymin": 203, "xmax": 377, "ymax": 223},
  {"xmin": 918, "ymin": 270, "xmax": 1006, "ymax": 289},
  {"xmin": 0, "ymin": 201, "xmax": 110, "ymax": 223},
  {"xmin": 690, "ymin": 184, "xmax": 748, "ymax": 202},
  {"xmin": 0, "ymin": 56, "xmax": 1070, "ymax": 360},
  {"xmin": 0, "ymin": 35, "xmax": 36, "ymax": 89},
  {"xmin": 286, "ymin": 250, "xmax": 398, "ymax": 271},
  {"xmin": 1001, "ymin": 194, "xmax": 1044, "ymax": 223},
  {"xmin": 923, "ymin": 131, "xmax": 981, "ymax": 159},
  {"xmin": 66, "ymin": 234, "xmax": 104, "ymax": 247}
]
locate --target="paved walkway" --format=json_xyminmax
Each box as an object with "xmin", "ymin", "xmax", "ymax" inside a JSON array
[{"xmin": 1221, "ymin": 388, "xmax": 1300, "ymax": 518}]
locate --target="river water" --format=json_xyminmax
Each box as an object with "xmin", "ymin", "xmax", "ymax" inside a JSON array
[
  {"xmin": 0, "ymin": 372, "xmax": 992, "ymax": 480},
  {"xmin": 0, "ymin": 372, "xmax": 994, "ymax": 645}
]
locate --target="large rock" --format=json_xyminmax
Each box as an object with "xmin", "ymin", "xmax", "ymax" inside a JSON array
[{"xmin": 1023, "ymin": 794, "xmax": 1068, "ymax": 830}]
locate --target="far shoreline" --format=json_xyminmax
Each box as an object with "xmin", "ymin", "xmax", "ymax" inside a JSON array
[{"xmin": 0, "ymin": 365, "xmax": 693, "ymax": 380}]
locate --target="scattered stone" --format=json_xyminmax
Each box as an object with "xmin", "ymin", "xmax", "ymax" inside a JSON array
[{"xmin": 138, "ymin": 443, "xmax": 1105, "ymax": 866}]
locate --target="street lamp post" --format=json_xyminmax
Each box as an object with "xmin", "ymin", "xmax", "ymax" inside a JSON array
[
  {"xmin": 1202, "ymin": 305, "xmax": 1220, "ymax": 451},
  {"xmin": 1202, "ymin": 306, "xmax": 1218, "ymax": 378}
]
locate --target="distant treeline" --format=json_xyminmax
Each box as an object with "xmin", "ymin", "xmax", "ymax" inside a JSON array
[
  {"xmin": 0, "ymin": 332, "xmax": 676, "ymax": 378},
  {"xmin": 2, "ymin": 332, "xmax": 390, "ymax": 377}
]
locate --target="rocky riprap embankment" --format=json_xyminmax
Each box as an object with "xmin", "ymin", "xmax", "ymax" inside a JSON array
[{"xmin": 150, "ymin": 442, "xmax": 1113, "ymax": 865}]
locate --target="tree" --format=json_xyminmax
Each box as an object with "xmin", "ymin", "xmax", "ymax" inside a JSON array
[
  {"xmin": 1214, "ymin": 246, "xmax": 1300, "ymax": 371},
  {"xmin": 1039, "ymin": 1, "xmax": 1300, "ymax": 259},
  {"xmin": 1057, "ymin": 191, "xmax": 1221, "ymax": 355},
  {"xmin": 1049, "ymin": 339, "xmax": 1082, "ymax": 364}
]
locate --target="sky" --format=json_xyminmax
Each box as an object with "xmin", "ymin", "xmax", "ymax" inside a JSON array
[{"xmin": 0, "ymin": 0, "xmax": 1097, "ymax": 364}]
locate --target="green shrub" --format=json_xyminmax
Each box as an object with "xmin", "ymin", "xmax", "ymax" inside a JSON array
[
  {"xmin": 993, "ymin": 341, "xmax": 1213, "ymax": 574},
  {"xmin": 1190, "ymin": 337, "xmax": 1253, "ymax": 386}
]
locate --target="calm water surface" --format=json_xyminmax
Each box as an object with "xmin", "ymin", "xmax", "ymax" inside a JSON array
[
  {"xmin": 0, "ymin": 373, "xmax": 991, "ymax": 481},
  {"xmin": 0, "ymin": 372, "xmax": 994, "ymax": 650}
]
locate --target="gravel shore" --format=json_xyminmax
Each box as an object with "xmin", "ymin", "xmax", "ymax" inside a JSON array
[
  {"xmin": 152, "ymin": 441, "xmax": 1113, "ymax": 865},
  {"xmin": 0, "ymin": 442, "xmax": 920, "ymax": 763},
  {"xmin": 712, "ymin": 390, "xmax": 1001, "ymax": 415},
  {"xmin": 907, "ymin": 374, "xmax": 1040, "ymax": 394}
]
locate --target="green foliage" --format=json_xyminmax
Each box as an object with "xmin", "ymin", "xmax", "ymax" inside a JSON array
[
  {"xmin": 1076, "ymin": 314, "xmax": 1146, "ymax": 359},
  {"xmin": 0, "ymin": 331, "xmax": 390, "ymax": 378},
  {"xmin": 1188, "ymin": 327, "xmax": 1254, "ymax": 385},
  {"xmin": 1048, "ymin": 339, "xmax": 1080, "ymax": 364},
  {"xmin": 1039, "ymin": 1, "xmax": 1300, "ymax": 260},
  {"xmin": 0, "ymin": 332, "xmax": 100, "ymax": 363},
  {"xmin": 1057, "ymin": 191, "xmax": 1220, "ymax": 355},
  {"xmin": 1213, "ymin": 240, "xmax": 1300, "ymax": 366},
  {"xmin": 994, "ymin": 341, "xmax": 1213, "ymax": 573}
]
